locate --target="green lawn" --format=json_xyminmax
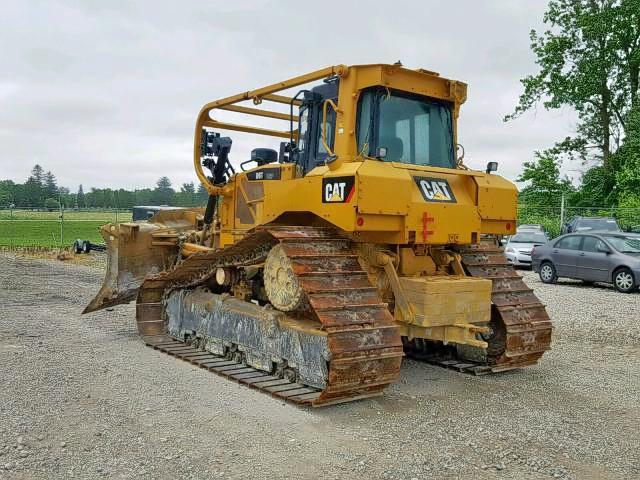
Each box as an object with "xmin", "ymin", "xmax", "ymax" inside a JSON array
[
  {"xmin": 0, "ymin": 209, "xmax": 132, "ymax": 247},
  {"xmin": 0, "ymin": 220, "xmax": 108, "ymax": 247},
  {"xmin": 0, "ymin": 209, "xmax": 131, "ymax": 222}
]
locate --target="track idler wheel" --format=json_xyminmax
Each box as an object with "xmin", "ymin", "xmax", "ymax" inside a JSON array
[
  {"xmin": 263, "ymin": 244, "xmax": 305, "ymax": 311},
  {"xmin": 485, "ymin": 310, "xmax": 507, "ymax": 361}
]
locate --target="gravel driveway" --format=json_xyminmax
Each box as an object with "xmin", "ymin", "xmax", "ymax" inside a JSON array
[{"xmin": 0, "ymin": 254, "xmax": 638, "ymax": 479}]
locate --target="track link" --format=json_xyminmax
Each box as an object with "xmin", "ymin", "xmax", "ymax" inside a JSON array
[
  {"xmin": 455, "ymin": 241, "xmax": 553, "ymax": 370},
  {"xmin": 136, "ymin": 226, "xmax": 403, "ymax": 406},
  {"xmin": 143, "ymin": 335, "xmax": 323, "ymax": 405}
]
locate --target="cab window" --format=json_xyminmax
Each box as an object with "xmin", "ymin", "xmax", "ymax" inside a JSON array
[
  {"xmin": 297, "ymin": 107, "xmax": 309, "ymax": 158},
  {"xmin": 356, "ymin": 88, "xmax": 455, "ymax": 168}
]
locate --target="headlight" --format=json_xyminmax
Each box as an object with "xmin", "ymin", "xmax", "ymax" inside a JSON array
[{"xmin": 506, "ymin": 247, "xmax": 514, "ymax": 253}]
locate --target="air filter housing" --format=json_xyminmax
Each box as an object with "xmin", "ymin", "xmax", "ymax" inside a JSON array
[{"xmin": 251, "ymin": 148, "xmax": 278, "ymax": 166}]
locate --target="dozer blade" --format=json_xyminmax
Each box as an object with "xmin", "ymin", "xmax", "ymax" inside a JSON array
[{"xmin": 83, "ymin": 209, "xmax": 203, "ymax": 314}]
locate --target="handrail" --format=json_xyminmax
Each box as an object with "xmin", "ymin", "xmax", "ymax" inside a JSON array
[
  {"xmin": 194, "ymin": 65, "xmax": 347, "ymax": 193},
  {"xmin": 321, "ymin": 99, "xmax": 339, "ymax": 157}
]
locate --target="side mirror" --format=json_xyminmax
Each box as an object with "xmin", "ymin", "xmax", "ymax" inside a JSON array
[
  {"xmin": 597, "ymin": 244, "xmax": 611, "ymax": 254},
  {"xmin": 486, "ymin": 161, "xmax": 498, "ymax": 174}
]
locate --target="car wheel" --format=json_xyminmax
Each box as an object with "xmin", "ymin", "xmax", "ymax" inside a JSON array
[
  {"xmin": 82, "ymin": 240, "xmax": 90, "ymax": 254},
  {"xmin": 613, "ymin": 268, "xmax": 636, "ymax": 293},
  {"xmin": 539, "ymin": 262, "xmax": 557, "ymax": 284}
]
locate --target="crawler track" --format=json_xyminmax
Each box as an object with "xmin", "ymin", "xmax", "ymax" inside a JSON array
[
  {"xmin": 405, "ymin": 241, "xmax": 552, "ymax": 373},
  {"xmin": 455, "ymin": 241, "xmax": 553, "ymax": 370},
  {"xmin": 136, "ymin": 226, "xmax": 403, "ymax": 406}
]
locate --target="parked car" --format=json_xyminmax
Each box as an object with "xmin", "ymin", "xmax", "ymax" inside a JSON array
[
  {"xmin": 532, "ymin": 233, "xmax": 640, "ymax": 293},
  {"xmin": 505, "ymin": 231, "xmax": 549, "ymax": 267},
  {"xmin": 517, "ymin": 224, "xmax": 546, "ymax": 234},
  {"xmin": 561, "ymin": 216, "xmax": 621, "ymax": 235}
]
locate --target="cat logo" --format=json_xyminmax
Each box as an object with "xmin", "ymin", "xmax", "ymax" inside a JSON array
[
  {"xmin": 322, "ymin": 176, "xmax": 355, "ymax": 203},
  {"xmin": 414, "ymin": 176, "xmax": 457, "ymax": 203}
]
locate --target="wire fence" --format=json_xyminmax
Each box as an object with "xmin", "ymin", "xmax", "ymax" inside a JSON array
[
  {"xmin": 0, "ymin": 207, "xmax": 131, "ymax": 249},
  {"xmin": 518, "ymin": 204, "xmax": 640, "ymax": 238},
  {"xmin": 1, "ymin": 203, "xmax": 640, "ymax": 250}
]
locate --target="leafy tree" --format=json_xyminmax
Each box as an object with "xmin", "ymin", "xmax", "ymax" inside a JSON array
[
  {"xmin": 77, "ymin": 184, "xmax": 85, "ymax": 208},
  {"xmin": 44, "ymin": 171, "xmax": 58, "ymax": 198},
  {"xmin": 617, "ymin": 192, "xmax": 640, "ymax": 229},
  {"xmin": 181, "ymin": 182, "xmax": 195, "ymax": 194},
  {"xmin": 615, "ymin": 107, "xmax": 640, "ymax": 194},
  {"xmin": 44, "ymin": 197, "xmax": 60, "ymax": 211},
  {"xmin": 572, "ymin": 165, "xmax": 618, "ymax": 206},
  {"xmin": 507, "ymin": 0, "xmax": 640, "ymax": 169},
  {"xmin": 0, "ymin": 180, "xmax": 15, "ymax": 205},
  {"xmin": 197, "ymin": 182, "xmax": 209, "ymax": 203},
  {"xmin": 517, "ymin": 152, "xmax": 575, "ymax": 206},
  {"xmin": 30, "ymin": 164, "xmax": 44, "ymax": 185},
  {"xmin": 153, "ymin": 176, "xmax": 175, "ymax": 205}
]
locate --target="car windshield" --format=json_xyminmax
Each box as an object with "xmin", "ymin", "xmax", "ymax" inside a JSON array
[
  {"xmin": 576, "ymin": 218, "xmax": 620, "ymax": 231},
  {"xmin": 510, "ymin": 233, "xmax": 547, "ymax": 243},
  {"xmin": 603, "ymin": 235, "xmax": 640, "ymax": 253},
  {"xmin": 357, "ymin": 88, "xmax": 455, "ymax": 168}
]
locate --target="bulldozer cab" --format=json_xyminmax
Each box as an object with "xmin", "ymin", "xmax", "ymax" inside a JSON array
[
  {"xmin": 294, "ymin": 82, "xmax": 456, "ymax": 174},
  {"xmin": 191, "ymin": 63, "xmax": 516, "ymax": 246},
  {"xmin": 192, "ymin": 64, "xmax": 469, "ymax": 193}
]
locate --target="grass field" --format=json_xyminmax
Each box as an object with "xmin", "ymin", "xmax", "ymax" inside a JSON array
[
  {"xmin": 0, "ymin": 210, "xmax": 130, "ymax": 247},
  {"xmin": 0, "ymin": 209, "xmax": 131, "ymax": 222},
  {"xmin": 0, "ymin": 221, "xmax": 106, "ymax": 247}
]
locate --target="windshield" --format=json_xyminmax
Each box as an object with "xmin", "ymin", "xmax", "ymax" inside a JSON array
[
  {"xmin": 356, "ymin": 89, "xmax": 455, "ymax": 168},
  {"xmin": 576, "ymin": 218, "xmax": 620, "ymax": 231},
  {"xmin": 603, "ymin": 235, "xmax": 640, "ymax": 253},
  {"xmin": 510, "ymin": 233, "xmax": 547, "ymax": 243}
]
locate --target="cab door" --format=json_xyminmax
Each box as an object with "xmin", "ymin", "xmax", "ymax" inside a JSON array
[
  {"xmin": 552, "ymin": 235, "xmax": 583, "ymax": 277},
  {"xmin": 576, "ymin": 235, "xmax": 611, "ymax": 282}
]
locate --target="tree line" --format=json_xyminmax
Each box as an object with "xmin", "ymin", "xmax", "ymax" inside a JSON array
[
  {"xmin": 0, "ymin": 165, "xmax": 209, "ymax": 210},
  {"xmin": 508, "ymin": 0, "xmax": 640, "ymax": 235}
]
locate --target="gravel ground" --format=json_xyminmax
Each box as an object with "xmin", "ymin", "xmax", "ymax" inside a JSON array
[{"xmin": 0, "ymin": 254, "xmax": 638, "ymax": 479}]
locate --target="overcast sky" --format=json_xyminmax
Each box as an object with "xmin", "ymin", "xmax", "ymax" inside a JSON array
[{"xmin": 0, "ymin": 0, "xmax": 580, "ymax": 192}]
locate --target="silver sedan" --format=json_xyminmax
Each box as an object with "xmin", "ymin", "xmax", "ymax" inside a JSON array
[{"xmin": 505, "ymin": 232, "xmax": 549, "ymax": 267}]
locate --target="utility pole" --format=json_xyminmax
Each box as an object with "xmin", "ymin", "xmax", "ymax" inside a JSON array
[{"xmin": 560, "ymin": 193, "xmax": 565, "ymax": 230}]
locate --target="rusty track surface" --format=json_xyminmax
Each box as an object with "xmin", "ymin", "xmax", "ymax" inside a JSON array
[
  {"xmin": 136, "ymin": 226, "xmax": 403, "ymax": 406},
  {"xmin": 454, "ymin": 241, "xmax": 553, "ymax": 371}
]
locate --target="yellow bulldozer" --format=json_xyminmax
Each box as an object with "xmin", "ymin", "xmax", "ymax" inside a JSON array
[{"xmin": 85, "ymin": 63, "xmax": 552, "ymax": 406}]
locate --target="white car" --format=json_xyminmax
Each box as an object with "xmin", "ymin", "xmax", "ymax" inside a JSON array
[{"xmin": 505, "ymin": 232, "xmax": 549, "ymax": 267}]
